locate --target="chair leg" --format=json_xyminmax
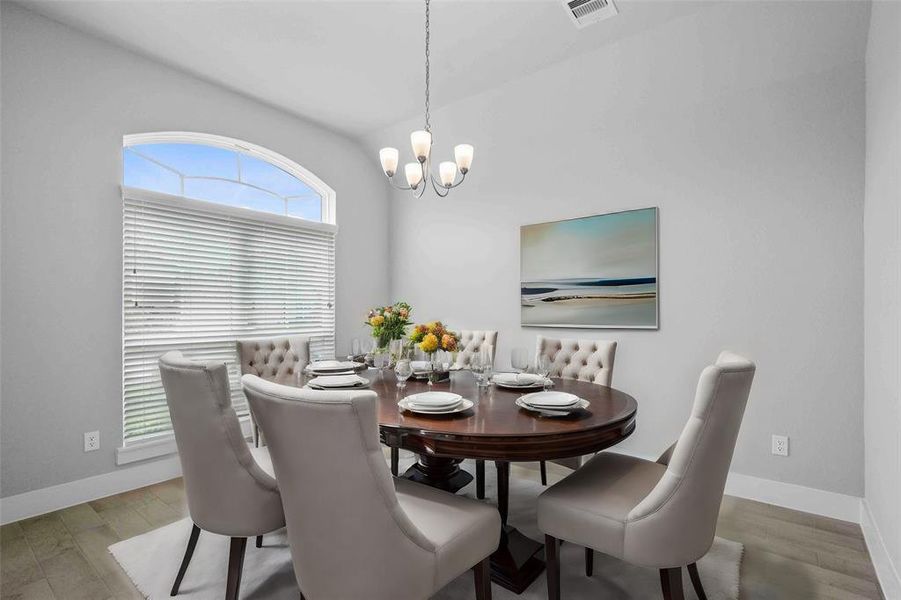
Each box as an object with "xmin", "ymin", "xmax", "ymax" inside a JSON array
[
  {"xmin": 390, "ymin": 447, "xmax": 399, "ymax": 476},
  {"xmin": 476, "ymin": 460, "xmax": 486, "ymax": 499},
  {"xmin": 659, "ymin": 567, "xmax": 685, "ymax": 600},
  {"xmin": 545, "ymin": 535, "xmax": 561, "ymax": 600},
  {"xmin": 540, "ymin": 461, "xmax": 548, "ymax": 485},
  {"xmin": 255, "ymin": 535, "xmax": 263, "ymax": 548},
  {"xmin": 253, "ymin": 424, "xmax": 260, "ymax": 448},
  {"xmin": 687, "ymin": 563, "xmax": 707, "ymax": 600},
  {"xmin": 225, "ymin": 537, "xmax": 247, "ymax": 600},
  {"xmin": 170, "ymin": 524, "xmax": 201, "ymax": 596},
  {"xmin": 473, "ymin": 556, "xmax": 492, "ymax": 600},
  {"xmin": 585, "ymin": 547, "xmax": 594, "ymax": 576}
]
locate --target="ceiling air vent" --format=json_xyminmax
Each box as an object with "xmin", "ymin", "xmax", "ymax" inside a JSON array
[{"xmin": 564, "ymin": 0, "xmax": 618, "ymax": 29}]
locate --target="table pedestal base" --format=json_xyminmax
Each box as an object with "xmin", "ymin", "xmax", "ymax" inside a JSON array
[
  {"xmin": 490, "ymin": 525, "xmax": 545, "ymax": 594},
  {"xmin": 402, "ymin": 454, "xmax": 473, "ymax": 493}
]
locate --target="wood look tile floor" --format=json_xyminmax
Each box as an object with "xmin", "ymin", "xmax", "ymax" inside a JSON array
[{"xmin": 0, "ymin": 463, "xmax": 884, "ymax": 599}]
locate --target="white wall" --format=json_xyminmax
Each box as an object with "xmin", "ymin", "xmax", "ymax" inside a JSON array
[
  {"xmin": 0, "ymin": 3, "xmax": 389, "ymax": 497},
  {"xmin": 864, "ymin": 0, "xmax": 901, "ymax": 589},
  {"xmin": 367, "ymin": 1, "xmax": 868, "ymax": 496}
]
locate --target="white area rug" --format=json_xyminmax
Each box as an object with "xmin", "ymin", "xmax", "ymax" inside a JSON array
[{"xmin": 110, "ymin": 462, "xmax": 742, "ymax": 599}]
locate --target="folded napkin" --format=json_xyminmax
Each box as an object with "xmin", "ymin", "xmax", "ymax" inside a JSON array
[
  {"xmin": 407, "ymin": 392, "xmax": 462, "ymax": 407},
  {"xmin": 308, "ymin": 374, "xmax": 367, "ymax": 388},
  {"xmin": 493, "ymin": 372, "xmax": 546, "ymax": 386},
  {"xmin": 522, "ymin": 392, "xmax": 580, "ymax": 407}
]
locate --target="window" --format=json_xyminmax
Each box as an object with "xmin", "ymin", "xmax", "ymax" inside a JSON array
[{"xmin": 122, "ymin": 133, "xmax": 336, "ymax": 447}]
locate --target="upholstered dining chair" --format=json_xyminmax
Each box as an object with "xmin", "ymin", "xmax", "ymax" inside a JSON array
[
  {"xmin": 535, "ymin": 336, "xmax": 617, "ymax": 484},
  {"xmin": 158, "ymin": 352, "xmax": 285, "ymax": 600},
  {"xmin": 453, "ymin": 330, "xmax": 498, "ymax": 369},
  {"xmin": 538, "ymin": 351, "xmax": 756, "ymax": 600},
  {"xmin": 236, "ymin": 335, "xmax": 310, "ymax": 447},
  {"xmin": 242, "ymin": 375, "xmax": 501, "ymax": 600}
]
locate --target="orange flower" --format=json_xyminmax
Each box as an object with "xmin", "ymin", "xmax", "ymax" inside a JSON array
[{"xmin": 441, "ymin": 334, "xmax": 457, "ymax": 352}]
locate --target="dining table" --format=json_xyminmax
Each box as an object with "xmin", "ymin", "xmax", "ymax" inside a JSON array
[{"xmin": 307, "ymin": 367, "xmax": 638, "ymax": 594}]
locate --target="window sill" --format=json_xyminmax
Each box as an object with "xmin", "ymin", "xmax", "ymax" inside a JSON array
[{"xmin": 116, "ymin": 417, "xmax": 254, "ymax": 465}]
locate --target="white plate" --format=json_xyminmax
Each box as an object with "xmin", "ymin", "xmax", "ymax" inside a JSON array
[
  {"xmin": 515, "ymin": 396, "xmax": 589, "ymax": 416},
  {"xmin": 398, "ymin": 397, "xmax": 474, "ymax": 415},
  {"xmin": 306, "ymin": 360, "xmax": 363, "ymax": 373},
  {"xmin": 307, "ymin": 374, "xmax": 369, "ymax": 389},
  {"xmin": 405, "ymin": 391, "xmax": 463, "ymax": 408},
  {"xmin": 520, "ymin": 391, "xmax": 581, "ymax": 408}
]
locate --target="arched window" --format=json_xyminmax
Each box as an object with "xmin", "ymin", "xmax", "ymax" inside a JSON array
[
  {"xmin": 119, "ymin": 133, "xmax": 336, "ymax": 454},
  {"xmin": 123, "ymin": 132, "xmax": 335, "ymax": 223}
]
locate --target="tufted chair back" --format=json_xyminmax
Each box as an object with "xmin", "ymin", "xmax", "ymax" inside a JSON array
[
  {"xmin": 235, "ymin": 335, "xmax": 310, "ymax": 385},
  {"xmin": 236, "ymin": 335, "xmax": 310, "ymax": 446},
  {"xmin": 453, "ymin": 330, "xmax": 498, "ymax": 369},
  {"xmin": 536, "ymin": 336, "xmax": 617, "ymax": 386},
  {"xmin": 158, "ymin": 352, "xmax": 284, "ymax": 537}
]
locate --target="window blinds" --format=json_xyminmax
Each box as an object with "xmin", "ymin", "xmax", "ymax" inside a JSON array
[{"xmin": 122, "ymin": 188, "xmax": 336, "ymax": 444}]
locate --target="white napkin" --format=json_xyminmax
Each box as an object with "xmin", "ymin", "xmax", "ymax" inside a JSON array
[
  {"xmin": 522, "ymin": 392, "xmax": 580, "ymax": 407},
  {"xmin": 406, "ymin": 392, "xmax": 462, "ymax": 407},
  {"xmin": 493, "ymin": 372, "xmax": 544, "ymax": 386}
]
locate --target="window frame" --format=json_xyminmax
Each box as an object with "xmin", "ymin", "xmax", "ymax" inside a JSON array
[{"xmin": 118, "ymin": 133, "xmax": 337, "ymax": 464}]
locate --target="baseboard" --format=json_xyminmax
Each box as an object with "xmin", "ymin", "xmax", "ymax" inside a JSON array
[
  {"xmin": 0, "ymin": 455, "xmax": 183, "ymax": 525},
  {"xmin": 0, "ymin": 448, "xmax": 863, "ymax": 527},
  {"xmin": 860, "ymin": 499, "xmax": 901, "ymax": 600},
  {"xmin": 724, "ymin": 471, "xmax": 862, "ymax": 523}
]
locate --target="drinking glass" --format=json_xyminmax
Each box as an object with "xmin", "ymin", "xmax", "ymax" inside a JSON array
[
  {"xmin": 388, "ymin": 339, "xmax": 404, "ymax": 367},
  {"xmin": 351, "ymin": 338, "xmax": 361, "ymax": 359},
  {"xmin": 395, "ymin": 358, "xmax": 413, "ymax": 390},
  {"xmin": 373, "ymin": 349, "xmax": 389, "ymax": 372},
  {"xmin": 511, "ymin": 347, "xmax": 531, "ymax": 383}
]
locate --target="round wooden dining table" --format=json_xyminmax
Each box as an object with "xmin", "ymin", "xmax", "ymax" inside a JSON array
[{"xmin": 360, "ymin": 368, "xmax": 638, "ymax": 594}]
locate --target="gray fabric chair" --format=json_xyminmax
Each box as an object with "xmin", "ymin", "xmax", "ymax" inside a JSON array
[
  {"xmin": 242, "ymin": 374, "xmax": 501, "ymax": 600},
  {"xmin": 158, "ymin": 351, "xmax": 285, "ymax": 600},
  {"xmin": 235, "ymin": 335, "xmax": 310, "ymax": 447},
  {"xmin": 535, "ymin": 336, "xmax": 617, "ymax": 483},
  {"xmin": 538, "ymin": 351, "xmax": 756, "ymax": 600}
]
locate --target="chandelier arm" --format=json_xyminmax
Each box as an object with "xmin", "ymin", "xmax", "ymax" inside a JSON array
[
  {"xmin": 385, "ymin": 175, "xmax": 414, "ymax": 191},
  {"xmin": 427, "ymin": 168, "xmax": 467, "ymax": 190},
  {"xmin": 427, "ymin": 174, "xmax": 452, "ymax": 197}
]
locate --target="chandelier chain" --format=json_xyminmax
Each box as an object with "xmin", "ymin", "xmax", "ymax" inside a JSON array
[{"xmin": 424, "ymin": 0, "xmax": 431, "ymax": 132}]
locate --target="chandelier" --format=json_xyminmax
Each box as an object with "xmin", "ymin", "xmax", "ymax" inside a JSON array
[{"xmin": 378, "ymin": 0, "xmax": 473, "ymax": 198}]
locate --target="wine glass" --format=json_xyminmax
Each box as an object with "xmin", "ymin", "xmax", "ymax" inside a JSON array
[
  {"xmin": 469, "ymin": 352, "xmax": 484, "ymax": 385},
  {"xmin": 480, "ymin": 346, "xmax": 494, "ymax": 386},
  {"xmin": 511, "ymin": 347, "xmax": 530, "ymax": 383},
  {"xmin": 395, "ymin": 358, "xmax": 413, "ymax": 390},
  {"xmin": 535, "ymin": 354, "xmax": 552, "ymax": 390}
]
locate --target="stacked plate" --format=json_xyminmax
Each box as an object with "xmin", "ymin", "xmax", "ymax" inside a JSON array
[
  {"xmin": 398, "ymin": 391, "xmax": 474, "ymax": 415},
  {"xmin": 515, "ymin": 391, "xmax": 589, "ymax": 417},
  {"xmin": 492, "ymin": 372, "xmax": 552, "ymax": 390},
  {"xmin": 306, "ymin": 374, "xmax": 370, "ymax": 390},
  {"xmin": 305, "ymin": 360, "xmax": 365, "ymax": 376}
]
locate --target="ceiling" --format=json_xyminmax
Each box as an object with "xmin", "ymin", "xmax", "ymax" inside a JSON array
[{"xmin": 18, "ymin": 0, "xmax": 723, "ymax": 137}]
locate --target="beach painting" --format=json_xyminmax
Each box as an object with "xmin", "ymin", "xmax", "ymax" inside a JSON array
[{"xmin": 521, "ymin": 207, "xmax": 658, "ymax": 329}]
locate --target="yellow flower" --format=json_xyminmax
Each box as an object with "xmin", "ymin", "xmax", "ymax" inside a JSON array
[
  {"xmin": 369, "ymin": 315, "xmax": 385, "ymax": 327},
  {"xmin": 419, "ymin": 333, "xmax": 439, "ymax": 353}
]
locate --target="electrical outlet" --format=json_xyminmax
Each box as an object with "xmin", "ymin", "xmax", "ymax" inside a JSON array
[
  {"xmin": 771, "ymin": 434, "xmax": 789, "ymax": 457},
  {"xmin": 84, "ymin": 430, "xmax": 100, "ymax": 452}
]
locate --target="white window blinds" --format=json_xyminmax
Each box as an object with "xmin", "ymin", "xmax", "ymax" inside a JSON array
[{"xmin": 123, "ymin": 188, "xmax": 336, "ymax": 444}]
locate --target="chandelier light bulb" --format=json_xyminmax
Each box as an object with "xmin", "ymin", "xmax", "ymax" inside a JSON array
[
  {"xmin": 405, "ymin": 162, "xmax": 423, "ymax": 188},
  {"xmin": 379, "ymin": 148, "xmax": 399, "ymax": 177},
  {"xmin": 410, "ymin": 130, "xmax": 432, "ymax": 162},
  {"xmin": 439, "ymin": 162, "xmax": 457, "ymax": 187},
  {"xmin": 454, "ymin": 144, "xmax": 474, "ymax": 173}
]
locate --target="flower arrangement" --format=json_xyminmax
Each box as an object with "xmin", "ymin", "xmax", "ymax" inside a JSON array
[
  {"xmin": 409, "ymin": 321, "xmax": 459, "ymax": 355},
  {"xmin": 366, "ymin": 301, "xmax": 413, "ymax": 349}
]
